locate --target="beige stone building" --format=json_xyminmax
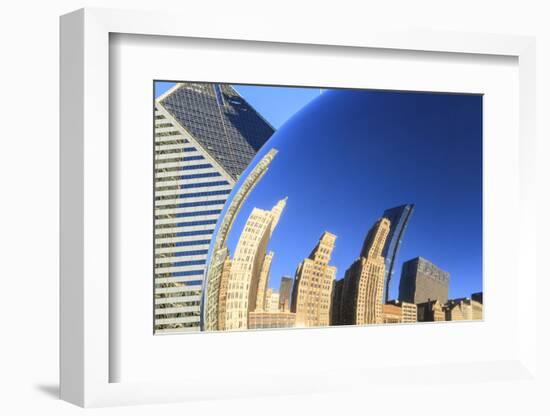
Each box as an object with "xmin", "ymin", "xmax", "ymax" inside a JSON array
[
  {"xmin": 254, "ymin": 252, "xmax": 274, "ymax": 311},
  {"xmin": 384, "ymin": 300, "xmax": 418, "ymax": 324},
  {"xmin": 401, "ymin": 301, "xmax": 418, "ymax": 323},
  {"xmin": 444, "ymin": 298, "xmax": 483, "ymax": 321},
  {"xmin": 382, "ymin": 303, "xmax": 402, "ymax": 324},
  {"xmin": 341, "ymin": 218, "xmax": 390, "ymax": 325},
  {"xmin": 216, "ymin": 257, "xmax": 232, "ymax": 331},
  {"xmin": 248, "ymin": 311, "xmax": 296, "ymax": 329},
  {"xmin": 224, "ymin": 198, "xmax": 287, "ymax": 330},
  {"xmin": 265, "ymin": 288, "xmax": 280, "ymax": 312},
  {"xmin": 203, "ymin": 149, "xmax": 278, "ymax": 331},
  {"xmin": 291, "ymin": 232, "xmax": 337, "ymax": 328}
]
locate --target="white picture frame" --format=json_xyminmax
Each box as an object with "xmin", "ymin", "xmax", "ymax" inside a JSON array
[{"xmin": 60, "ymin": 7, "xmax": 538, "ymax": 408}]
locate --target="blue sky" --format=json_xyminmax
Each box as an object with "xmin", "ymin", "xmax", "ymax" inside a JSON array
[{"xmin": 155, "ymin": 82, "xmax": 482, "ymax": 301}]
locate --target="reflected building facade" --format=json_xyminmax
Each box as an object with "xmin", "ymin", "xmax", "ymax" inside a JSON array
[
  {"xmin": 381, "ymin": 204, "xmax": 414, "ymax": 303},
  {"xmin": 224, "ymin": 198, "xmax": 287, "ymax": 330},
  {"xmin": 341, "ymin": 218, "xmax": 390, "ymax": 325},
  {"xmin": 291, "ymin": 232, "xmax": 337, "ymax": 327},
  {"xmin": 154, "ymin": 83, "xmax": 274, "ymax": 334},
  {"xmin": 203, "ymin": 149, "xmax": 278, "ymax": 331},
  {"xmin": 444, "ymin": 298, "xmax": 483, "ymax": 321}
]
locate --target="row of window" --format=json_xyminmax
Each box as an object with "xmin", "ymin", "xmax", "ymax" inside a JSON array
[
  {"xmin": 155, "ymin": 154, "xmax": 204, "ymax": 165},
  {"xmin": 156, "ymin": 239, "xmax": 210, "ymax": 248},
  {"xmin": 155, "ymin": 180, "xmax": 230, "ymax": 193},
  {"xmin": 156, "ymin": 259, "xmax": 207, "ymax": 268},
  {"xmin": 155, "ymin": 228, "xmax": 214, "ymax": 241},
  {"xmin": 155, "ymin": 146, "xmax": 197, "ymax": 156},
  {"xmin": 155, "ymin": 188, "xmax": 231, "ymax": 202},
  {"xmin": 155, "ymin": 171, "xmax": 220, "ymax": 184},
  {"xmin": 155, "ymin": 219, "xmax": 218, "ymax": 229},
  {"xmin": 163, "ymin": 209, "xmax": 221, "ymax": 220},
  {"xmin": 155, "ymin": 163, "xmax": 213, "ymax": 175},
  {"xmin": 154, "ymin": 138, "xmax": 189, "ymax": 147},
  {"xmin": 155, "ymin": 269, "xmax": 204, "ymax": 279},
  {"xmin": 163, "ymin": 249, "xmax": 209, "ymax": 258},
  {"xmin": 155, "ymin": 130, "xmax": 181, "ymax": 137}
]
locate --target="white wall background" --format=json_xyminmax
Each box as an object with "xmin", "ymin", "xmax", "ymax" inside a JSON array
[{"xmin": 0, "ymin": 0, "xmax": 548, "ymax": 414}]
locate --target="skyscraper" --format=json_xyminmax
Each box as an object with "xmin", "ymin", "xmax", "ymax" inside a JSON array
[
  {"xmin": 224, "ymin": 198, "xmax": 287, "ymax": 330},
  {"xmin": 278, "ymin": 276, "xmax": 293, "ymax": 312},
  {"xmin": 381, "ymin": 204, "xmax": 414, "ymax": 303},
  {"xmin": 398, "ymin": 257, "xmax": 450, "ymax": 304},
  {"xmin": 341, "ymin": 218, "xmax": 391, "ymax": 325},
  {"xmin": 291, "ymin": 232, "xmax": 337, "ymax": 328},
  {"xmin": 154, "ymin": 83, "xmax": 274, "ymax": 334}
]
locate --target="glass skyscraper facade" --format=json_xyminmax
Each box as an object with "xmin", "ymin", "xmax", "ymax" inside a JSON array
[
  {"xmin": 381, "ymin": 204, "xmax": 414, "ymax": 303},
  {"xmin": 154, "ymin": 83, "xmax": 274, "ymax": 334}
]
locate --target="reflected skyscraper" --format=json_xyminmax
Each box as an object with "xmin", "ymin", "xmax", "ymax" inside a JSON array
[
  {"xmin": 341, "ymin": 218, "xmax": 391, "ymax": 325},
  {"xmin": 203, "ymin": 149, "xmax": 278, "ymax": 331},
  {"xmin": 291, "ymin": 232, "xmax": 337, "ymax": 327},
  {"xmin": 224, "ymin": 198, "xmax": 287, "ymax": 330},
  {"xmin": 381, "ymin": 204, "xmax": 414, "ymax": 303}
]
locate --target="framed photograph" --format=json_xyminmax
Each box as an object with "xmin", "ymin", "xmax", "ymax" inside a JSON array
[{"xmin": 60, "ymin": 8, "xmax": 538, "ymax": 408}]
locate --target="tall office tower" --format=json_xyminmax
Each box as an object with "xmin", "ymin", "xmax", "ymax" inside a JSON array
[
  {"xmin": 291, "ymin": 232, "xmax": 337, "ymax": 328},
  {"xmin": 154, "ymin": 83, "xmax": 274, "ymax": 334},
  {"xmin": 278, "ymin": 276, "xmax": 293, "ymax": 312},
  {"xmin": 203, "ymin": 149, "xmax": 278, "ymax": 331},
  {"xmin": 254, "ymin": 252, "xmax": 274, "ymax": 311},
  {"xmin": 330, "ymin": 278, "xmax": 345, "ymax": 325},
  {"xmin": 341, "ymin": 218, "xmax": 391, "ymax": 325},
  {"xmin": 224, "ymin": 198, "xmax": 287, "ymax": 330},
  {"xmin": 381, "ymin": 204, "xmax": 414, "ymax": 303},
  {"xmin": 398, "ymin": 257, "xmax": 450, "ymax": 305},
  {"xmin": 416, "ymin": 300, "xmax": 445, "ymax": 322}
]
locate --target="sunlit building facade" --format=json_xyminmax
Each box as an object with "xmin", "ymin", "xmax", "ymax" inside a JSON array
[
  {"xmin": 265, "ymin": 288, "xmax": 281, "ymax": 312},
  {"xmin": 154, "ymin": 83, "xmax": 274, "ymax": 334},
  {"xmin": 384, "ymin": 300, "xmax": 417, "ymax": 323},
  {"xmin": 203, "ymin": 149, "xmax": 278, "ymax": 331},
  {"xmin": 255, "ymin": 252, "xmax": 274, "ymax": 311},
  {"xmin": 444, "ymin": 298, "xmax": 483, "ymax": 321},
  {"xmin": 341, "ymin": 218, "xmax": 390, "ymax": 325},
  {"xmin": 224, "ymin": 198, "xmax": 287, "ymax": 330},
  {"xmin": 291, "ymin": 232, "xmax": 337, "ymax": 327},
  {"xmin": 248, "ymin": 311, "xmax": 296, "ymax": 329}
]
